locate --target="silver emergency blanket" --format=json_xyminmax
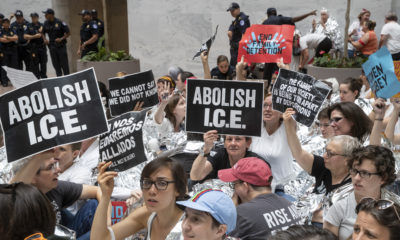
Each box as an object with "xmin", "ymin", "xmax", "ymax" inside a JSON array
[{"xmin": 310, "ymin": 16, "xmax": 342, "ymax": 51}]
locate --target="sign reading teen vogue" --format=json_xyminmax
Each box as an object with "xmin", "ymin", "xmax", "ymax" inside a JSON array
[
  {"xmin": 186, "ymin": 79, "xmax": 264, "ymax": 137},
  {"xmin": 0, "ymin": 68, "xmax": 109, "ymax": 162}
]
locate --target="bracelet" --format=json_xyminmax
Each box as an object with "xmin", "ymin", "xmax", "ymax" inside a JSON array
[{"xmin": 375, "ymin": 118, "xmax": 383, "ymax": 121}]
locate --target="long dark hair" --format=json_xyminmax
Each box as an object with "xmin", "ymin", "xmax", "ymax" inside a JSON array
[
  {"xmin": 0, "ymin": 183, "xmax": 56, "ymax": 239},
  {"xmin": 165, "ymin": 93, "xmax": 183, "ymax": 128}
]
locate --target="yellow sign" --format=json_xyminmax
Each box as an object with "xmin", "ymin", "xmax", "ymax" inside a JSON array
[{"xmin": 394, "ymin": 61, "xmax": 400, "ymax": 98}]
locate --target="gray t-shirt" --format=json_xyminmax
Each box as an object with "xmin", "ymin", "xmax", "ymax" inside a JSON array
[{"xmin": 229, "ymin": 193, "xmax": 302, "ymax": 240}]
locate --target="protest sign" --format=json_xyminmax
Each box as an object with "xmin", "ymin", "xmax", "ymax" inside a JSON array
[
  {"xmin": 393, "ymin": 61, "xmax": 400, "ymax": 98},
  {"xmin": 362, "ymin": 47, "xmax": 400, "ymax": 99},
  {"xmin": 0, "ymin": 68, "xmax": 108, "ymax": 162},
  {"xmin": 238, "ymin": 24, "xmax": 295, "ymax": 64},
  {"xmin": 272, "ymin": 69, "xmax": 330, "ymax": 127},
  {"xmin": 186, "ymin": 79, "xmax": 264, "ymax": 136},
  {"xmin": 108, "ymin": 70, "xmax": 158, "ymax": 117},
  {"xmin": 99, "ymin": 109, "xmax": 147, "ymax": 172},
  {"xmin": 111, "ymin": 201, "xmax": 128, "ymax": 225},
  {"xmin": 2, "ymin": 66, "xmax": 38, "ymax": 89},
  {"xmin": 192, "ymin": 25, "xmax": 219, "ymax": 60}
]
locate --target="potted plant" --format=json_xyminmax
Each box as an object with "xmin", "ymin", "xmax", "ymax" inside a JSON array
[{"xmin": 76, "ymin": 37, "xmax": 140, "ymax": 88}]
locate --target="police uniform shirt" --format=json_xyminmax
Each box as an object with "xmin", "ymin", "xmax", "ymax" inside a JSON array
[
  {"xmin": 25, "ymin": 22, "xmax": 44, "ymax": 46},
  {"xmin": 80, "ymin": 20, "xmax": 99, "ymax": 47},
  {"xmin": 11, "ymin": 20, "xmax": 29, "ymax": 44},
  {"xmin": 0, "ymin": 27, "xmax": 17, "ymax": 49},
  {"xmin": 229, "ymin": 12, "xmax": 250, "ymax": 44},
  {"xmin": 94, "ymin": 18, "xmax": 104, "ymax": 37},
  {"xmin": 43, "ymin": 18, "xmax": 70, "ymax": 44}
]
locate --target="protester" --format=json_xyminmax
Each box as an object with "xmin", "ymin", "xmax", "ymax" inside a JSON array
[
  {"xmin": 367, "ymin": 99, "xmax": 388, "ymax": 146},
  {"xmin": 227, "ymin": 2, "xmax": 250, "ymax": 67},
  {"xmin": 297, "ymin": 32, "xmax": 332, "ymax": 73},
  {"xmin": 349, "ymin": 20, "xmax": 378, "ymax": 57},
  {"xmin": 168, "ymin": 66, "xmax": 183, "ymax": 82},
  {"xmin": 250, "ymin": 95, "xmax": 296, "ymax": 200},
  {"xmin": 0, "ymin": 182, "xmax": 56, "ymax": 240},
  {"xmin": 310, "ymin": 8, "xmax": 342, "ymax": 52},
  {"xmin": 352, "ymin": 197, "xmax": 400, "ymax": 240},
  {"xmin": 327, "ymin": 102, "xmax": 372, "ymax": 142},
  {"xmin": 348, "ymin": 9, "xmax": 371, "ymax": 57},
  {"xmin": 156, "ymin": 75, "xmax": 175, "ymax": 98},
  {"xmin": 218, "ymin": 157, "xmax": 302, "ymax": 239},
  {"xmin": 324, "ymin": 145, "xmax": 400, "ymax": 240},
  {"xmin": 42, "ymin": 8, "xmax": 70, "ymax": 76},
  {"xmin": 379, "ymin": 12, "xmax": 400, "ymax": 60},
  {"xmin": 316, "ymin": 108, "xmax": 335, "ymax": 139},
  {"xmin": 200, "ymin": 51, "xmax": 235, "ymax": 80},
  {"xmin": 358, "ymin": 70, "xmax": 372, "ymax": 99},
  {"xmin": 269, "ymin": 225, "xmax": 338, "ymax": 240},
  {"xmin": 0, "ymin": 18, "xmax": 18, "ymax": 87},
  {"xmin": 177, "ymin": 189, "xmax": 237, "ymax": 240},
  {"xmin": 78, "ymin": 9, "xmax": 99, "ymax": 58},
  {"xmin": 176, "ymin": 71, "xmax": 194, "ymax": 96},
  {"xmin": 339, "ymin": 78, "xmax": 363, "ymax": 103},
  {"xmin": 91, "ymin": 157, "xmax": 187, "ymax": 240},
  {"xmin": 384, "ymin": 98, "xmax": 400, "ymax": 145}
]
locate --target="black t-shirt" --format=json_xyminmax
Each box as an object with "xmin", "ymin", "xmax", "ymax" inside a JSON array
[
  {"xmin": 262, "ymin": 15, "xmax": 293, "ymax": 25},
  {"xmin": 311, "ymin": 155, "xmax": 351, "ymax": 195},
  {"xmin": 206, "ymin": 148, "xmax": 263, "ymax": 179},
  {"xmin": 210, "ymin": 65, "xmax": 235, "ymax": 80},
  {"xmin": 46, "ymin": 180, "xmax": 82, "ymax": 223},
  {"xmin": 229, "ymin": 193, "xmax": 302, "ymax": 240}
]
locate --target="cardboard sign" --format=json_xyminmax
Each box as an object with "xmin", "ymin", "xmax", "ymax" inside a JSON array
[
  {"xmin": 186, "ymin": 79, "xmax": 264, "ymax": 136},
  {"xmin": 108, "ymin": 70, "xmax": 158, "ymax": 117},
  {"xmin": 192, "ymin": 25, "xmax": 219, "ymax": 60},
  {"xmin": 2, "ymin": 66, "xmax": 38, "ymax": 89},
  {"xmin": 0, "ymin": 68, "xmax": 108, "ymax": 162},
  {"xmin": 362, "ymin": 47, "xmax": 400, "ymax": 99},
  {"xmin": 393, "ymin": 61, "xmax": 400, "ymax": 98},
  {"xmin": 272, "ymin": 69, "xmax": 330, "ymax": 127},
  {"xmin": 111, "ymin": 201, "xmax": 128, "ymax": 225},
  {"xmin": 99, "ymin": 110, "xmax": 147, "ymax": 172},
  {"xmin": 238, "ymin": 24, "xmax": 295, "ymax": 64}
]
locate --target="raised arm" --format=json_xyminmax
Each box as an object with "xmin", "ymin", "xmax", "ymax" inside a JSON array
[
  {"xmin": 369, "ymin": 98, "xmax": 388, "ymax": 146},
  {"xmin": 235, "ymin": 55, "xmax": 247, "ymax": 81},
  {"xmin": 154, "ymin": 82, "xmax": 172, "ymax": 124},
  {"xmin": 292, "ymin": 10, "xmax": 317, "ymax": 23},
  {"xmin": 384, "ymin": 99, "xmax": 400, "ymax": 145},
  {"xmin": 190, "ymin": 130, "xmax": 218, "ymax": 180},
  {"xmin": 283, "ymin": 108, "xmax": 314, "ymax": 174},
  {"xmin": 201, "ymin": 51, "xmax": 211, "ymax": 79},
  {"xmin": 11, "ymin": 150, "xmax": 54, "ymax": 184}
]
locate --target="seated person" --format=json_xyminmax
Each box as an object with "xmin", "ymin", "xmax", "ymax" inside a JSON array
[
  {"xmin": 219, "ymin": 157, "xmax": 302, "ymax": 239},
  {"xmin": 190, "ymin": 130, "xmax": 262, "ymax": 181},
  {"xmin": 177, "ymin": 189, "xmax": 237, "ymax": 240},
  {"xmin": 269, "ymin": 225, "xmax": 337, "ymax": 240}
]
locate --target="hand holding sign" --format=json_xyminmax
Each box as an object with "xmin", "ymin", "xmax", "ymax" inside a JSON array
[
  {"xmin": 372, "ymin": 98, "xmax": 388, "ymax": 119},
  {"xmin": 203, "ymin": 130, "xmax": 218, "ymax": 153},
  {"xmin": 97, "ymin": 161, "xmax": 118, "ymax": 197}
]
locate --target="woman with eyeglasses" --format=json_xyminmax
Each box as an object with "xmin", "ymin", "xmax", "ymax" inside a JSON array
[
  {"xmin": 327, "ymin": 102, "xmax": 372, "ymax": 142},
  {"xmin": 352, "ymin": 198, "xmax": 400, "ymax": 240},
  {"xmin": 324, "ymin": 145, "xmax": 400, "ymax": 240},
  {"xmin": 0, "ymin": 182, "xmax": 56, "ymax": 240},
  {"xmin": 284, "ymin": 108, "xmax": 362, "ymax": 226},
  {"xmin": 91, "ymin": 157, "xmax": 187, "ymax": 240}
]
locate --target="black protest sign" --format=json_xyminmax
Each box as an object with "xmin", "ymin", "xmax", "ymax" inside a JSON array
[
  {"xmin": 186, "ymin": 79, "xmax": 264, "ymax": 136},
  {"xmin": 99, "ymin": 110, "xmax": 147, "ymax": 172},
  {"xmin": 0, "ymin": 68, "xmax": 108, "ymax": 162},
  {"xmin": 192, "ymin": 25, "xmax": 219, "ymax": 60},
  {"xmin": 108, "ymin": 70, "xmax": 159, "ymax": 117},
  {"xmin": 272, "ymin": 69, "xmax": 330, "ymax": 127}
]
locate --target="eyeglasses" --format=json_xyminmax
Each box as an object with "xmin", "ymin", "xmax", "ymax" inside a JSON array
[
  {"xmin": 263, "ymin": 103, "xmax": 273, "ymax": 109},
  {"xmin": 329, "ymin": 117, "xmax": 343, "ymax": 124},
  {"xmin": 41, "ymin": 161, "xmax": 59, "ymax": 172},
  {"xmin": 140, "ymin": 179, "xmax": 175, "ymax": 190},
  {"xmin": 350, "ymin": 168, "xmax": 380, "ymax": 178},
  {"xmin": 357, "ymin": 197, "xmax": 400, "ymax": 221},
  {"xmin": 324, "ymin": 148, "xmax": 348, "ymax": 158},
  {"xmin": 229, "ymin": 181, "xmax": 243, "ymax": 189}
]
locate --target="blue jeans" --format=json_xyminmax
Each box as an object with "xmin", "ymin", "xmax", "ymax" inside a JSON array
[
  {"xmin": 275, "ymin": 189, "xmax": 296, "ymax": 202},
  {"xmin": 348, "ymin": 49, "xmax": 355, "ymax": 58},
  {"xmin": 61, "ymin": 199, "xmax": 98, "ymax": 240}
]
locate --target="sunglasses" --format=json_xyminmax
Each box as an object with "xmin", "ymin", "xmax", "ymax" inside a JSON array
[
  {"xmin": 329, "ymin": 117, "xmax": 343, "ymax": 124},
  {"xmin": 357, "ymin": 197, "xmax": 400, "ymax": 221}
]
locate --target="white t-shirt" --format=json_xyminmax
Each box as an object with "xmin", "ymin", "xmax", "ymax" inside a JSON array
[
  {"xmin": 300, "ymin": 33, "xmax": 326, "ymax": 50},
  {"xmin": 348, "ymin": 20, "xmax": 364, "ymax": 51},
  {"xmin": 324, "ymin": 191, "xmax": 357, "ymax": 240},
  {"xmin": 381, "ymin": 21, "xmax": 400, "ymax": 54},
  {"xmin": 250, "ymin": 123, "xmax": 295, "ymax": 185}
]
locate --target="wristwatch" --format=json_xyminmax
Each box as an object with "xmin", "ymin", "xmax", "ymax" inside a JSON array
[{"xmin": 199, "ymin": 148, "xmax": 210, "ymax": 157}]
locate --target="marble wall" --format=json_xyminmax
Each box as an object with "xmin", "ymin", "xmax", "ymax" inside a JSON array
[{"xmin": 128, "ymin": 0, "xmax": 398, "ymax": 78}]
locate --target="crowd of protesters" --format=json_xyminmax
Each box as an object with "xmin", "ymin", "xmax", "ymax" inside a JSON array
[{"xmin": 1, "ymin": 2, "xmax": 400, "ymax": 240}]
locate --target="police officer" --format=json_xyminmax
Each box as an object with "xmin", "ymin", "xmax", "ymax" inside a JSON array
[
  {"xmin": 42, "ymin": 8, "xmax": 70, "ymax": 76},
  {"xmin": 227, "ymin": 2, "xmax": 250, "ymax": 67},
  {"xmin": 24, "ymin": 13, "xmax": 47, "ymax": 79},
  {"xmin": 11, "ymin": 10, "xmax": 31, "ymax": 71},
  {"xmin": 78, "ymin": 10, "xmax": 99, "ymax": 58},
  {"xmin": 0, "ymin": 18, "xmax": 18, "ymax": 87},
  {"xmin": 91, "ymin": 9, "xmax": 104, "ymax": 40}
]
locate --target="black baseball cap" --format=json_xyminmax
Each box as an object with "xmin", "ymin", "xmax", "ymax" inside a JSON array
[
  {"xmin": 266, "ymin": 8, "xmax": 277, "ymax": 15},
  {"xmin": 15, "ymin": 10, "xmax": 23, "ymax": 17},
  {"xmin": 0, "ymin": 13, "xmax": 4, "ymax": 19},
  {"xmin": 79, "ymin": 9, "xmax": 91, "ymax": 16},
  {"xmin": 91, "ymin": 9, "xmax": 97, "ymax": 14},
  {"xmin": 42, "ymin": 8, "xmax": 55, "ymax": 15},
  {"xmin": 227, "ymin": 2, "xmax": 240, "ymax": 11},
  {"xmin": 30, "ymin": 12, "xmax": 39, "ymax": 18}
]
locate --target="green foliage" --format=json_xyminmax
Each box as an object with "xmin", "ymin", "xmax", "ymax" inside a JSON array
[
  {"xmin": 81, "ymin": 36, "xmax": 133, "ymax": 62},
  {"xmin": 313, "ymin": 53, "xmax": 367, "ymax": 68}
]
